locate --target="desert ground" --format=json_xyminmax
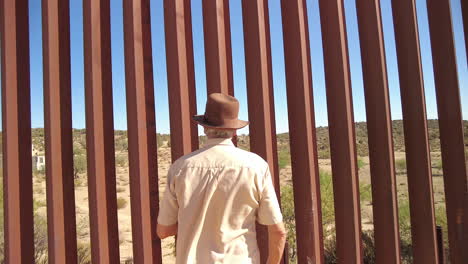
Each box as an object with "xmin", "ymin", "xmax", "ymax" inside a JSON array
[
  {"xmin": 19, "ymin": 119, "xmax": 468, "ymax": 263},
  {"xmin": 30, "ymin": 147, "xmax": 448, "ymax": 263}
]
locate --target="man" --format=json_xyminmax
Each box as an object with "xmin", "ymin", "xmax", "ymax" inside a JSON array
[{"xmin": 157, "ymin": 93, "xmax": 286, "ymax": 264}]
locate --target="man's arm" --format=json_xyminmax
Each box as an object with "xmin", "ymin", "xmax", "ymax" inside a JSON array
[
  {"xmin": 156, "ymin": 223, "xmax": 178, "ymax": 239},
  {"xmin": 267, "ymin": 222, "xmax": 287, "ymax": 264}
]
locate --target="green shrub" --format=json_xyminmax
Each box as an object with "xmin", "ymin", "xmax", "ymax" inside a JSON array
[
  {"xmin": 398, "ymin": 199, "xmax": 413, "ymax": 264},
  {"xmin": 359, "ymin": 183, "xmax": 372, "ymax": 204},
  {"xmin": 357, "ymin": 158, "xmax": 366, "ymax": 170},
  {"xmin": 74, "ymin": 154, "xmax": 87, "ymax": 178},
  {"xmin": 278, "ymin": 148, "xmax": 291, "ymax": 169},
  {"xmin": 395, "ymin": 159, "xmax": 407, "ymax": 173},
  {"xmin": 280, "ymin": 170, "xmax": 336, "ymax": 263},
  {"xmin": 280, "ymin": 184, "xmax": 296, "ymax": 262}
]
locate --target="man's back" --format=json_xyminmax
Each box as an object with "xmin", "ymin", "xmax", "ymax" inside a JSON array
[{"xmin": 158, "ymin": 138, "xmax": 282, "ymax": 264}]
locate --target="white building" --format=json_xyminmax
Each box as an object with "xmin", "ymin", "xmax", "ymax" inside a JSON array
[
  {"xmin": 32, "ymin": 145, "xmax": 45, "ymax": 171},
  {"xmin": 32, "ymin": 155, "xmax": 46, "ymax": 171}
]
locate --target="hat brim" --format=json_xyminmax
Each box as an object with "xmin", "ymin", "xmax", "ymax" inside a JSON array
[{"xmin": 192, "ymin": 115, "xmax": 249, "ymax": 130}]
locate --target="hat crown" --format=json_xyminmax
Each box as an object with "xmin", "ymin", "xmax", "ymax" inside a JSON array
[
  {"xmin": 192, "ymin": 93, "xmax": 249, "ymax": 129},
  {"xmin": 204, "ymin": 93, "xmax": 239, "ymax": 125}
]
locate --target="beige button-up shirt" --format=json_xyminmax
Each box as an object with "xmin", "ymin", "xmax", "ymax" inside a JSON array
[{"xmin": 158, "ymin": 137, "xmax": 283, "ymax": 264}]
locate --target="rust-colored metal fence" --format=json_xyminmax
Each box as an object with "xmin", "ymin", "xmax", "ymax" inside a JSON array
[{"xmin": 1, "ymin": 0, "xmax": 467, "ymax": 263}]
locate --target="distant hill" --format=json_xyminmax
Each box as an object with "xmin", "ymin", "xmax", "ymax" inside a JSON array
[
  {"xmin": 6, "ymin": 119, "xmax": 467, "ymax": 159},
  {"xmin": 273, "ymin": 119, "xmax": 468, "ymax": 158}
]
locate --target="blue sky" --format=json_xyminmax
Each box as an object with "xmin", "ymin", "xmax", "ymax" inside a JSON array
[{"xmin": 2, "ymin": 0, "xmax": 467, "ymax": 135}]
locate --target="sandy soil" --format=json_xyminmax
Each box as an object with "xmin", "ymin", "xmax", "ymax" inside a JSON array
[{"xmin": 32, "ymin": 148, "xmax": 447, "ymax": 263}]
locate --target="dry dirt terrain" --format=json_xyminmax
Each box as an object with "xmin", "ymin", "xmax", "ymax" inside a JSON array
[
  {"xmin": 31, "ymin": 149, "xmax": 448, "ymax": 263},
  {"xmin": 25, "ymin": 119, "xmax": 467, "ymax": 262}
]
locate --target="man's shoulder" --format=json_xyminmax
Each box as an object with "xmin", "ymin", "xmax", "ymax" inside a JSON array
[
  {"xmin": 171, "ymin": 145, "xmax": 268, "ymax": 171},
  {"xmin": 232, "ymin": 147, "xmax": 268, "ymax": 167}
]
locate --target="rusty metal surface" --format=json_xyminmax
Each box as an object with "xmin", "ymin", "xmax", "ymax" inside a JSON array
[
  {"xmin": 318, "ymin": 0, "xmax": 362, "ymax": 262},
  {"xmin": 42, "ymin": 0, "xmax": 78, "ymax": 262},
  {"xmin": 83, "ymin": 0, "xmax": 120, "ymax": 262},
  {"xmin": 201, "ymin": 0, "xmax": 238, "ymax": 146},
  {"xmin": 123, "ymin": 0, "xmax": 162, "ymax": 263},
  {"xmin": 426, "ymin": 0, "xmax": 468, "ymax": 262},
  {"xmin": 391, "ymin": 0, "xmax": 438, "ymax": 263},
  {"xmin": 281, "ymin": 0, "xmax": 324, "ymax": 263},
  {"xmin": 0, "ymin": 0, "xmax": 35, "ymax": 262},
  {"xmin": 241, "ymin": 0, "xmax": 282, "ymax": 262},
  {"xmin": 164, "ymin": 0, "xmax": 199, "ymax": 161},
  {"xmin": 355, "ymin": 0, "xmax": 401, "ymax": 263},
  {"xmin": 202, "ymin": 0, "xmax": 234, "ymax": 96}
]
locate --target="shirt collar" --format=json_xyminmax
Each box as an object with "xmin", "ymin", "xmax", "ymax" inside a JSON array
[{"xmin": 203, "ymin": 137, "xmax": 235, "ymax": 147}]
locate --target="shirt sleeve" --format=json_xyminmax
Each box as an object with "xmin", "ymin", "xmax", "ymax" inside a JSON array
[
  {"xmin": 257, "ymin": 166, "xmax": 283, "ymax": 225},
  {"xmin": 157, "ymin": 166, "xmax": 179, "ymax": 226}
]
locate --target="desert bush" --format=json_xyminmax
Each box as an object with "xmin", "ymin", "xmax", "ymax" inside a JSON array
[
  {"xmin": 117, "ymin": 197, "xmax": 128, "ymax": 209},
  {"xmin": 115, "ymin": 137, "xmax": 128, "ymax": 152},
  {"xmin": 74, "ymin": 154, "xmax": 87, "ymax": 178},
  {"xmin": 323, "ymin": 231, "xmax": 376, "ymax": 264},
  {"xmin": 280, "ymin": 184, "xmax": 296, "ymax": 262},
  {"xmin": 359, "ymin": 183, "xmax": 372, "ymax": 204},
  {"xmin": 115, "ymin": 154, "xmax": 128, "ymax": 167},
  {"xmin": 123, "ymin": 258, "xmax": 134, "ymax": 264},
  {"xmin": 281, "ymin": 170, "xmax": 336, "ymax": 263},
  {"xmin": 74, "ymin": 177, "xmax": 87, "ymax": 187},
  {"xmin": 77, "ymin": 243, "xmax": 92, "ymax": 264},
  {"xmin": 73, "ymin": 143, "xmax": 85, "ymax": 156},
  {"xmin": 357, "ymin": 158, "xmax": 366, "ymax": 170},
  {"xmin": 34, "ymin": 214, "xmax": 49, "ymax": 263},
  {"xmin": 278, "ymin": 148, "xmax": 291, "ymax": 169},
  {"xmin": 434, "ymin": 159, "xmax": 443, "ymax": 171},
  {"xmin": 395, "ymin": 159, "xmax": 407, "ymax": 173},
  {"xmin": 33, "ymin": 166, "xmax": 46, "ymax": 177}
]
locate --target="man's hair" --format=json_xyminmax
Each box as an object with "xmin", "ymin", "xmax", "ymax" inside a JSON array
[{"xmin": 204, "ymin": 127, "xmax": 235, "ymax": 138}]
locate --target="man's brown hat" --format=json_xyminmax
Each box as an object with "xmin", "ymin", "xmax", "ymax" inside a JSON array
[{"xmin": 192, "ymin": 93, "xmax": 249, "ymax": 130}]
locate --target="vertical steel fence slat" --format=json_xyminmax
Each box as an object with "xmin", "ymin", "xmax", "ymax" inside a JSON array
[
  {"xmin": 281, "ymin": 0, "xmax": 324, "ymax": 263},
  {"xmin": 426, "ymin": 0, "xmax": 468, "ymax": 263},
  {"xmin": 461, "ymin": 0, "xmax": 468, "ymax": 63},
  {"xmin": 123, "ymin": 0, "xmax": 162, "ymax": 263},
  {"xmin": 42, "ymin": 0, "xmax": 78, "ymax": 262},
  {"xmin": 459, "ymin": 0, "xmax": 468, "ymax": 259},
  {"xmin": 355, "ymin": 0, "xmax": 401, "ymax": 263},
  {"xmin": 241, "ymin": 0, "xmax": 282, "ymax": 262},
  {"xmin": 391, "ymin": 0, "xmax": 438, "ymax": 263},
  {"xmin": 202, "ymin": 0, "xmax": 234, "ymax": 96},
  {"xmin": 164, "ymin": 0, "xmax": 199, "ymax": 161},
  {"xmin": 83, "ymin": 0, "xmax": 120, "ymax": 262},
  {"xmin": 0, "ymin": 0, "xmax": 35, "ymax": 262},
  {"xmin": 318, "ymin": 0, "xmax": 362, "ymax": 262}
]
